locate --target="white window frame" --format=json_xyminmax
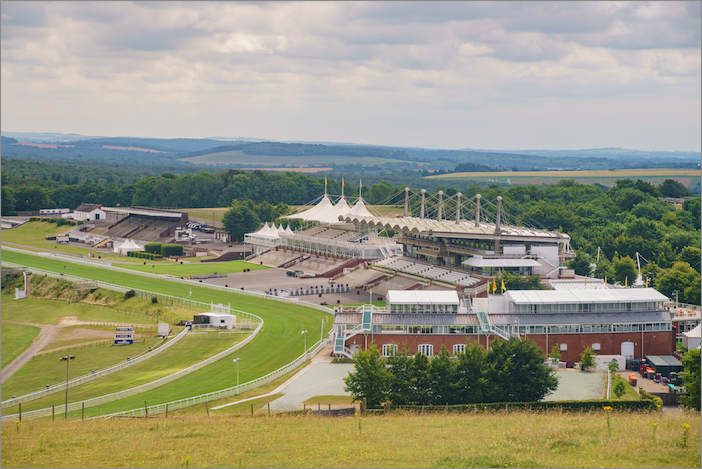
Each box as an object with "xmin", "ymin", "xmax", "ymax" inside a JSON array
[
  {"xmin": 453, "ymin": 344, "xmax": 465, "ymax": 355},
  {"xmin": 418, "ymin": 344, "xmax": 434, "ymax": 357},
  {"xmin": 560, "ymin": 343, "xmax": 568, "ymax": 351},
  {"xmin": 382, "ymin": 343, "xmax": 398, "ymax": 357},
  {"xmin": 592, "ymin": 343, "xmax": 601, "ymax": 351}
]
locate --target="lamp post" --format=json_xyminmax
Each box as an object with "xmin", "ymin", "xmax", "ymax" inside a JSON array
[
  {"xmin": 59, "ymin": 355, "xmax": 75, "ymax": 420},
  {"xmin": 232, "ymin": 358, "xmax": 240, "ymax": 387},
  {"xmin": 301, "ymin": 330, "xmax": 308, "ymax": 357}
]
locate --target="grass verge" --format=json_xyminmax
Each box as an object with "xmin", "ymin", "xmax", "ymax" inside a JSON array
[
  {"xmin": 1, "ymin": 323, "xmax": 40, "ymax": 369},
  {"xmin": 1, "ymin": 409, "xmax": 699, "ymax": 468}
]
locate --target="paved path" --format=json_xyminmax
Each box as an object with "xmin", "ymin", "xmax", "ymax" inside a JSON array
[
  {"xmin": 211, "ymin": 346, "xmax": 354, "ymax": 412},
  {"xmin": 1, "ymin": 322, "xmax": 58, "ymax": 384}
]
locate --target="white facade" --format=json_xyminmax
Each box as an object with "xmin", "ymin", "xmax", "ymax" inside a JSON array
[
  {"xmin": 74, "ymin": 204, "xmax": 106, "ymax": 221},
  {"xmin": 683, "ymin": 323, "xmax": 701, "ymax": 350}
]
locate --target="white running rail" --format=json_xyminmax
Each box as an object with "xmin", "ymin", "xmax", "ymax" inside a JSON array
[
  {"xmin": 1, "ymin": 326, "xmax": 187, "ymax": 409},
  {"xmin": 90, "ymin": 337, "xmax": 329, "ymax": 420},
  {"xmin": 1, "ymin": 319, "xmax": 263, "ymax": 422},
  {"xmin": 2, "ymin": 246, "xmax": 334, "ymax": 314}
]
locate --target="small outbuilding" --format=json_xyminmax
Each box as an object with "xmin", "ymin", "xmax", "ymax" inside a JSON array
[
  {"xmin": 682, "ymin": 323, "xmax": 701, "ymax": 350},
  {"xmin": 193, "ymin": 312, "xmax": 236, "ymax": 329},
  {"xmin": 74, "ymin": 203, "xmax": 106, "ymax": 221},
  {"xmin": 645, "ymin": 355, "xmax": 684, "ymax": 377}
]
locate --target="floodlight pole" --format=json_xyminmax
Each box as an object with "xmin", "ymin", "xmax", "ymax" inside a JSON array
[
  {"xmin": 233, "ymin": 358, "xmax": 240, "ymax": 387},
  {"xmin": 301, "ymin": 330, "xmax": 308, "ymax": 358},
  {"xmin": 60, "ymin": 355, "xmax": 75, "ymax": 420}
]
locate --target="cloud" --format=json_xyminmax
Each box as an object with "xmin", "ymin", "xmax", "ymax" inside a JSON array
[{"xmin": 0, "ymin": 1, "xmax": 699, "ymax": 150}]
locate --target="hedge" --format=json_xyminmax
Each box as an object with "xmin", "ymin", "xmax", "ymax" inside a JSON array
[
  {"xmin": 29, "ymin": 217, "xmax": 76, "ymax": 226},
  {"xmin": 144, "ymin": 242, "xmax": 164, "ymax": 254},
  {"xmin": 373, "ymin": 399, "xmax": 656, "ymax": 413},
  {"xmin": 127, "ymin": 251, "xmax": 162, "ymax": 260},
  {"xmin": 161, "ymin": 244, "xmax": 184, "ymax": 257}
]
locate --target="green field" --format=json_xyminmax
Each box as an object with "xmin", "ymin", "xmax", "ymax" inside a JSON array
[
  {"xmin": 1, "ymin": 296, "xmax": 159, "ymax": 326},
  {"xmin": 117, "ymin": 260, "xmax": 268, "ymax": 276},
  {"xmin": 1, "ymin": 249, "xmax": 329, "ymax": 417},
  {"xmin": 428, "ymin": 168, "xmax": 701, "ymax": 188},
  {"xmin": 1, "ymin": 323, "xmax": 40, "ymax": 369},
  {"xmin": 179, "ymin": 150, "xmax": 412, "ymax": 167},
  {"xmin": 1, "ymin": 410, "xmax": 698, "ymax": 468},
  {"xmin": 1, "ymin": 334, "xmax": 245, "ymax": 410}
]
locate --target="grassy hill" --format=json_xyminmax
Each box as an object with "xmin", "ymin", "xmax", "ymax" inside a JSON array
[{"xmin": 179, "ymin": 149, "xmax": 413, "ymax": 167}]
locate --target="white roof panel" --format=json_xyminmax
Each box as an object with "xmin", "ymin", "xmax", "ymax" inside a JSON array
[
  {"xmin": 462, "ymin": 258, "xmax": 541, "ymax": 268},
  {"xmin": 505, "ymin": 288, "xmax": 668, "ymax": 305},
  {"xmin": 387, "ymin": 290, "xmax": 459, "ymax": 305}
]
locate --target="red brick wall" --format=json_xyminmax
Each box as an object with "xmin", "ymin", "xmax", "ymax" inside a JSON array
[{"xmin": 348, "ymin": 331, "xmax": 674, "ymax": 360}]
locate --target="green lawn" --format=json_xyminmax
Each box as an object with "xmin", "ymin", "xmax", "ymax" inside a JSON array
[
  {"xmin": 117, "ymin": 260, "xmax": 268, "ymax": 276},
  {"xmin": 1, "ymin": 250, "xmax": 329, "ymax": 416},
  {"xmin": 1, "ymin": 322, "xmax": 40, "ymax": 369},
  {"xmin": 0, "ymin": 296, "xmax": 159, "ymax": 325},
  {"xmin": 1, "ymin": 334, "xmax": 245, "ymax": 408}
]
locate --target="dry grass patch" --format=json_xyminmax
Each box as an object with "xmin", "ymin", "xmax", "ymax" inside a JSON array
[{"xmin": 1, "ymin": 409, "xmax": 699, "ymax": 468}]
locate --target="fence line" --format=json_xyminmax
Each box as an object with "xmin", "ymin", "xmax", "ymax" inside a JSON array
[
  {"xmin": 1, "ymin": 319, "xmax": 264, "ymax": 422},
  {"xmin": 1, "ymin": 327, "xmax": 189, "ymax": 409},
  {"xmin": 89, "ymin": 337, "xmax": 329, "ymax": 421},
  {"xmin": 2, "ymin": 246, "xmax": 335, "ymax": 315},
  {"xmin": 1, "ymin": 261, "xmax": 262, "ymax": 326}
]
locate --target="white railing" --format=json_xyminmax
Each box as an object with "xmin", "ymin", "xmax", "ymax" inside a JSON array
[
  {"xmin": 606, "ymin": 369, "xmax": 612, "ymax": 400},
  {"xmin": 2, "ymin": 319, "xmax": 264, "ymax": 422},
  {"xmin": 2, "ymin": 247, "xmax": 335, "ymax": 315},
  {"xmin": 89, "ymin": 337, "xmax": 329, "ymax": 420},
  {"xmin": 1, "ymin": 327, "xmax": 187, "ymax": 409}
]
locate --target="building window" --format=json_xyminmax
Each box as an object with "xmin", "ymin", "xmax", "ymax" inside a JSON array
[
  {"xmin": 453, "ymin": 344, "xmax": 465, "ymax": 355},
  {"xmin": 592, "ymin": 343, "xmax": 601, "ymax": 351},
  {"xmin": 418, "ymin": 344, "xmax": 434, "ymax": 357},
  {"xmin": 382, "ymin": 344, "xmax": 398, "ymax": 357},
  {"xmin": 559, "ymin": 343, "xmax": 567, "ymax": 352}
]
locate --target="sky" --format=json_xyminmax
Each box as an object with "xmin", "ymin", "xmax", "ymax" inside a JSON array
[{"xmin": 1, "ymin": 1, "xmax": 700, "ymax": 151}]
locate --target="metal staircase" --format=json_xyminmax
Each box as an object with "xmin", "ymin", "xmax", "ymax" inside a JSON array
[
  {"xmin": 333, "ymin": 304, "xmax": 376, "ymax": 359},
  {"xmin": 473, "ymin": 308, "xmax": 511, "ymax": 340}
]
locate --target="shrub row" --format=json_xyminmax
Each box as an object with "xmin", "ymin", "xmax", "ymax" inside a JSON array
[
  {"xmin": 127, "ymin": 251, "xmax": 162, "ymax": 260},
  {"xmin": 29, "ymin": 217, "xmax": 78, "ymax": 226},
  {"xmin": 639, "ymin": 388, "xmax": 664, "ymax": 408},
  {"xmin": 374, "ymin": 399, "xmax": 656, "ymax": 413},
  {"xmin": 144, "ymin": 242, "xmax": 163, "ymax": 254}
]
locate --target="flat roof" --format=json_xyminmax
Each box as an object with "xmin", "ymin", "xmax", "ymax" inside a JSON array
[
  {"xmin": 103, "ymin": 207, "xmax": 184, "ymax": 219},
  {"xmin": 645, "ymin": 355, "xmax": 683, "ymax": 367},
  {"xmin": 489, "ymin": 311, "xmax": 671, "ymax": 326},
  {"xmin": 505, "ymin": 288, "xmax": 669, "ymax": 305},
  {"xmin": 462, "ymin": 257, "xmax": 541, "ymax": 268},
  {"xmin": 334, "ymin": 313, "xmax": 478, "ymax": 326},
  {"xmin": 387, "ymin": 290, "xmax": 459, "ymax": 305}
]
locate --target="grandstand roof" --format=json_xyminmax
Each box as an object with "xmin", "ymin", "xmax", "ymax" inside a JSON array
[
  {"xmin": 505, "ymin": 288, "xmax": 668, "ymax": 305},
  {"xmin": 103, "ymin": 207, "xmax": 183, "ymax": 219},
  {"xmin": 285, "ymin": 195, "xmax": 373, "ymax": 225},
  {"xmin": 387, "ymin": 290, "xmax": 459, "ymax": 305},
  {"xmin": 338, "ymin": 215, "xmax": 570, "ymax": 241}
]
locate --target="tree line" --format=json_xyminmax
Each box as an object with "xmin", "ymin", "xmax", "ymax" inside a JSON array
[{"xmin": 343, "ymin": 338, "xmax": 558, "ymax": 408}]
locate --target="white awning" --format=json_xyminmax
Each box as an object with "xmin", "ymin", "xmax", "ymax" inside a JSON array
[
  {"xmin": 505, "ymin": 288, "xmax": 669, "ymax": 305},
  {"xmin": 387, "ymin": 290, "xmax": 460, "ymax": 305}
]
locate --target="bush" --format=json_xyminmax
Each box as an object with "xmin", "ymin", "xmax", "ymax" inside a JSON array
[
  {"xmin": 124, "ymin": 290, "xmax": 136, "ymax": 299},
  {"xmin": 161, "ymin": 244, "xmax": 184, "ymax": 257},
  {"xmin": 613, "ymin": 379, "xmax": 626, "ymax": 398},
  {"xmin": 144, "ymin": 242, "xmax": 164, "ymax": 254},
  {"xmin": 151, "ymin": 297, "xmax": 158, "ymax": 304}
]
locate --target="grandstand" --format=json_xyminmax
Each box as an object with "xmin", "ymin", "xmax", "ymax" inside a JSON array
[
  {"xmin": 372, "ymin": 257, "xmax": 481, "ymax": 288},
  {"xmin": 79, "ymin": 207, "xmax": 187, "ymax": 247}
]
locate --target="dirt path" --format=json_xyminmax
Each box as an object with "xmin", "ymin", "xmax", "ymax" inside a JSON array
[
  {"xmin": 1, "ymin": 317, "xmax": 142, "ymax": 384},
  {"xmin": 1, "ymin": 322, "xmax": 58, "ymax": 384}
]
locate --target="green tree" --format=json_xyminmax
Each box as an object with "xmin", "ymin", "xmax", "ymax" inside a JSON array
[
  {"xmin": 593, "ymin": 258, "xmax": 615, "ymax": 283},
  {"xmin": 548, "ymin": 344, "xmax": 561, "ymax": 362},
  {"xmin": 679, "ymin": 349, "xmax": 701, "ymax": 411},
  {"xmin": 613, "ymin": 379, "xmax": 626, "ymax": 398},
  {"xmin": 343, "ymin": 343, "xmax": 390, "ymax": 407},
  {"xmin": 677, "ymin": 247, "xmax": 701, "ymax": 274},
  {"xmin": 499, "ymin": 273, "xmax": 547, "ymax": 290},
  {"xmin": 386, "ymin": 345, "xmax": 414, "ymax": 406},
  {"xmin": 488, "ymin": 337, "xmax": 558, "ymax": 402},
  {"xmin": 567, "ymin": 249, "xmax": 592, "ymax": 277},
  {"xmin": 222, "ymin": 200, "xmax": 261, "ymax": 242},
  {"xmin": 613, "ymin": 256, "xmax": 637, "ymax": 285},
  {"xmin": 580, "ymin": 346, "xmax": 596, "ymax": 371},
  {"xmin": 656, "ymin": 262, "xmax": 701, "ymax": 305},
  {"xmin": 455, "ymin": 341, "xmax": 494, "ymax": 404},
  {"xmin": 658, "ymin": 179, "xmax": 692, "ymax": 198},
  {"xmin": 408, "ymin": 350, "xmax": 432, "ymax": 405},
  {"xmin": 428, "ymin": 345, "xmax": 458, "ymax": 405}
]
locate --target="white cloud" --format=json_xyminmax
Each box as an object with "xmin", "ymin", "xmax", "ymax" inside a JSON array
[{"xmin": 457, "ymin": 43, "xmax": 495, "ymax": 56}]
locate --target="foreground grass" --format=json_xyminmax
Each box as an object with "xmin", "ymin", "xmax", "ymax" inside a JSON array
[
  {"xmin": 0, "ymin": 323, "xmax": 40, "ymax": 369},
  {"xmin": 1, "ymin": 410, "xmax": 698, "ymax": 468}
]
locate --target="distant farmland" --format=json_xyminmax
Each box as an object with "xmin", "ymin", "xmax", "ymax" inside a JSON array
[
  {"xmin": 428, "ymin": 169, "xmax": 701, "ymax": 188},
  {"xmin": 178, "ymin": 150, "xmax": 413, "ymax": 167}
]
